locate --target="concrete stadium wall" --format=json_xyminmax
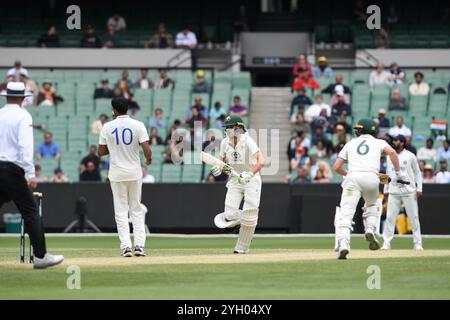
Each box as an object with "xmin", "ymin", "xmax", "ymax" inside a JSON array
[
  {"xmin": 1, "ymin": 183, "xmax": 450, "ymax": 234},
  {"xmin": 0, "ymin": 48, "xmax": 191, "ymax": 68},
  {"xmin": 356, "ymin": 49, "xmax": 450, "ymax": 68}
]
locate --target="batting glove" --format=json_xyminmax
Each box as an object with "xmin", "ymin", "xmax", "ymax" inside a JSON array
[
  {"xmin": 210, "ymin": 165, "xmax": 222, "ymax": 177},
  {"xmin": 237, "ymin": 171, "xmax": 254, "ymax": 185},
  {"xmin": 394, "ymin": 171, "xmax": 410, "ymax": 185}
]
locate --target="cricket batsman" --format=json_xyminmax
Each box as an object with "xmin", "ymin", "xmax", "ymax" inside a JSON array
[
  {"xmin": 382, "ymin": 135, "xmax": 423, "ymax": 250},
  {"xmin": 98, "ymin": 97, "xmax": 152, "ymax": 257},
  {"xmin": 211, "ymin": 115, "xmax": 265, "ymax": 254},
  {"xmin": 332, "ymin": 118, "xmax": 407, "ymax": 259}
]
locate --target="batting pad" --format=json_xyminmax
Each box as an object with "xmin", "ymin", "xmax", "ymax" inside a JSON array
[{"xmin": 234, "ymin": 208, "xmax": 259, "ymax": 253}]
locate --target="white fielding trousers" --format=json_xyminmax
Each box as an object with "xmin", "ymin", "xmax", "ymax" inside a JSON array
[
  {"xmin": 383, "ymin": 193, "xmax": 422, "ymax": 245},
  {"xmin": 110, "ymin": 179, "xmax": 146, "ymax": 249}
]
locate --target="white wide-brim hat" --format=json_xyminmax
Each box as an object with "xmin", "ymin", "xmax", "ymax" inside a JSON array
[{"xmin": 0, "ymin": 82, "xmax": 33, "ymax": 97}]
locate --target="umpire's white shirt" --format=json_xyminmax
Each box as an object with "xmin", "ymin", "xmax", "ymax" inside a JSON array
[
  {"xmin": 99, "ymin": 115, "xmax": 149, "ymax": 182},
  {"xmin": 385, "ymin": 149, "xmax": 422, "ymax": 195},
  {"xmin": 0, "ymin": 104, "xmax": 35, "ymax": 178}
]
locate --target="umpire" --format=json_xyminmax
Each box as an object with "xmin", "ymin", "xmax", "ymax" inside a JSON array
[{"xmin": 0, "ymin": 82, "xmax": 63, "ymax": 269}]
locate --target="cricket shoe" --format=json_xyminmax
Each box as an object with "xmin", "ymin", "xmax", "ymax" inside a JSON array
[
  {"xmin": 337, "ymin": 240, "xmax": 350, "ymax": 260},
  {"xmin": 381, "ymin": 242, "xmax": 391, "ymax": 250},
  {"xmin": 33, "ymin": 253, "xmax": 64, "ymax": 269},
  {"xmin": 121, "ymin": 247, "xmax": 133, "ymax": 257},
  {"xmin": 365, "ymin": 229, "xmax": 380, "ymax": 251},
  {"xmin": 214, "ymin": 213, "xmax": 241, "ymax": 229},
  {"xmin": 414, "ymin": 244, "xmax": 424, "ymax": 251},
  {"xmin": 134, "ymin": 246, "xmax": 146, "ymax": 257},
  {"xmin": 233, "ymin": 248, "xmax": 249, "ymax": 254}
]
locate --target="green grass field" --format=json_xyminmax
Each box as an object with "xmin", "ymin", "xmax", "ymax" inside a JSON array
[{"xmin": 0, "ymin": 235, "xmax": 449, "ymax": 299}]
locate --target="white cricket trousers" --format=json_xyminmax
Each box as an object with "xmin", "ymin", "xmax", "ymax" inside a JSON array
[
  {"xmin": 337, "ymin": 171, "xmax": 379, "ymax": 243},
  {"xmin": 383, "ymin": 193, "xmax": 422, "ymax": 245},
  {"xmin": 224, "ymin": 175, "xmax": 262, "ymax": 218},
  {"xmin": 110, "ymin": 179, "xmax": 146, "ymax": 249}
]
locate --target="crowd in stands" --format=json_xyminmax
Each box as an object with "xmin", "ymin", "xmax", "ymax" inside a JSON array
[{"xmin": 288, "ymin": 55, "xmax": 450, "ymax": 184}]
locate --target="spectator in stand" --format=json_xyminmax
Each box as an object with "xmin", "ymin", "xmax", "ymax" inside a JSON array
[
  {"xmin": 309, "ymin": 140, "xmax": 331, "ymax": 159},
  {"xmin": 34, "ymin": 164, "xmax": 48, "ymax": 183},
  {"xmin": 52, "ymin": 168, "xmax": 69, "ymax": 183},
  {"xmin": 37, "ymin": 25, "xmax": 60, "ymax": 48},
  {"xmin": 175, "ymin": 26, "xmax": 198, "ymax": 70},
  {"xmin": 388, "ymin": 62, "xmax": 406, "ymax": 85},
  {"xmin": 210, "ymin": 102, "xmax": 227, "ymax": 122},
  {"xmin": 321, "ymin": 74, "xmax": 351, "ymax": 94},
  {"xmin": 149, "ymin": 127, "xmax": 164, "ymax": 145},
  {"xmin": 154, "ymin": 69, "xmax": 175, "ymax": 89},
  {"xmin": 311, "ymin": 126, "xmax": 330, "ymax": 146},
  {"xmin": 334, "ymin": 125, "xmax": 348, "ymax": 153},
  {"xmin": 422, "ymin": 164, "xmax": 436, "ymax": 183},
  {"xmin": 80, "ymin": 25, "xmax": 102, "ymax": 48},
  {"xmin": 229, "ymin": 96, "xmax": 248, "ymax": 116},
  {"xmin": 215, "ymin": 114, "xmax": 226, "ymax": 129},
  {"xmin": 290, "ymin": 87, "xmax": 312, "ymax": 115},
  {"xmin": 102, "ymin": 24, "xmax": 118, "ymax": 48},
  {"xmin": 7, "ymin": 61, "xmax": 28, "ymax": 82},
  {"xmin": 305, "ymin": 95, "xmax": 331, "ymax": 123},
  {"xmin": 291, "ymin": 110, "xmax": 310, "ymax": 134},
  {"xmin": 330, "ymin": 114, "xmax": 352, "ymax": 134},
  {"xmin": 80, "ymin": 145, "xmax": 101, "ymax": 172},
  {"xmin": 144, "ymin": 23, "xmax": 174, "ymax": 48},
  {"xmin": 417, "ymin": 138, "xmax": 437, "ymax": 161},
  {"xmin": 369, "ymin": 63, "xmax": 390, "ymax": 87},
  {"xmin": 313, "ymin": 164, "xmax": 332, "ymax": 183},
  {"xmin": 94, "ymin": 80, "xmax": 114, "ymax": 99},
  {"xmin": 435, "ymin": 160, "xmax": 450, "ymax": 183},
  {"xmin": 91, "ymin": 114, "xmax": 109, "ymax": 134},
  {"xmin": 37, "ymin": 132, "xmax": 61, "ymax": 160},
  {"xmin": 190, "ymin": 96, "xmax": 208, "ymax": 119},
  {"xmin": 405, "ymin": 136, "xmax": 417, "ymax": 155},
  {"xmin": 389, "ymin": 116, "xmax": 412, "ymax": 138},
  {"xmin": 0, "ymin": 75, "xmax": 14, "ymax": 92},
  {"xmin": 35, "ymin": 81, "xmax": 64, "ymax": 106},
  {"xmin": 19, "ymin": 70, "xmax": 38, "ymax": 106},
  {"xmin": 107, "ymin": 14, "xmax": 127, "ymax": 31},
  {"xmin": 192, "ymin": 69, "xmax": 210, "ymax": 93},
  {"xmin": 128, "ymin": 94, "xmax": 140, "ymax": 115},
  {"xmin": 292, "ymin": 54, "xmax": 320, "ymax": 90},
  {"xmin": 114, "ymin": 80, "xmax": 132, "ymax": 100},
  {"xmin": 149, "ymin": 108, "xmax": 167, "ymax": 129},
  {"xmin": 134, "ymin": 69, "xmax": 154, "ymax": 89},
  {"xmin": 287, "ymin": 131, "xmax": 311, "ymax": 162},
  {"xmin": 374, "ymin": 27, "xmax": 390, "ymax": 49},
  {"xmin": 331, "ymin": 90, "xmax": 352, "ymax": 118},
  {"xmin": 116, "ymin": 70, "xmax": 133, "ymax": 89},
  {"xmin": 389, "ymin": 88, "xmax": 409, "ymax": 110},
  {"xmin": 437, "ymin": 139, "xmax": 450, "ymax": 161},
  {"xmin": 409, "ymin": 72, "xmax": 430, "ymax": 96},
  {"xmin": 186, "ymin": 106, "xmax": 206, "ymax": 129},
  {"xmin": 79, "ymin": 161, "xmax": 101, "ymax": 182},
  {"xmin": 311, "ymin": 114, "xmax": 330, "ymax": 134},
  {"xmin": 142, "ymin": 166, "xmax": 156, "ymax": 183},
  {"xmin": 375, "ymin": 109, "xmax": 391, "ymax": 128},
  {"xmin": 290, "ymin": 145, "xmax": 310, "ymax": 172},
  {"xmin": 328, "ymin": 84, "xmax": 350, "ymax": 107},
  {"xmin": 312, "ymin": 56, "xmax": 333, "ymax": 79}
]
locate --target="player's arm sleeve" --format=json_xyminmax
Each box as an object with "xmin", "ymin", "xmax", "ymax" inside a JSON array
[
  {"xmin": 18, "ymin": 114, "xmax": 35, "ymax": 178},
  {"xmin": 247, "ymin": 136, "xmax": 260, "ymax": 155},
  {"xmin": 411, "ymin": 155, "xmax": 423, "ymax": 192},
  {"xmin": 337, "ymin": 143, "xmax": 348, "ymax": 161},
  {"xmin": 138, "ymin": 123, "xmax": 150, "ymax": 143}
]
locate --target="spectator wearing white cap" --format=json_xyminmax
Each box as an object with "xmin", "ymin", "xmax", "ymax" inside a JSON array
[
  {"xmin": 389, "ymin": 116, "xmax": 412, "ymax": 138},
  {"xmin": 331, "ymin": 90, "xmax": 352, "ymax": 118},
  {"xmin": 312, "ymin": 56, "xmax": 333, "ymax": 79},
  {"xmin": 328, "ymin": 84, "xmax": 350, "ymax": 106},
  {"xmin": 369, "ymin": 64, "xmax": 390, "ymax": 88},
  {"xmin": 7, "ymin": 61, "xmax": 28, "ymax": 82}
]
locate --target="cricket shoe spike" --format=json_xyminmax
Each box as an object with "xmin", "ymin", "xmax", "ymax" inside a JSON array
[
  {"xmin": 381, "ymin": 242, "xmax": 391, "ymax": 250},
  {"xmin": 337, "ymin": 240, "xmax": 350, "ymax": 260},
  {"xmin": 33, "ymin": 253, "xmax": 64, "ymax": 269},
  {"xmin": 414, "ymin": 244, "xmax": 424, "ymax": 251},
  {"xmin": 365, "ymin": 228, "xmax": 380, "ymax": 251},
  {"xmin": 134, "ymin": 246, "xmax": 146, "ymax": 257},
  {"xmin": 121, "ymin": 247, "xmax": 133, "ymax": 257}
]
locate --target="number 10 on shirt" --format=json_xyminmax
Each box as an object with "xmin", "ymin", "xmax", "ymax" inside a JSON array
[{"xmin": 112, "ymin": 128, "xmax": 133, "ymax": 145}]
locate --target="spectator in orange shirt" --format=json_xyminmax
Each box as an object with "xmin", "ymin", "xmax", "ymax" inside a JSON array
[{"xmin": 292, "ymin": 54, "xmax": 320, "ymax": 90}]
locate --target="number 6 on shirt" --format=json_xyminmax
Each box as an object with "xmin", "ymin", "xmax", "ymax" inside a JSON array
[{"xmin": 112, "ymin": 128, "xmax": 133, "ymax": 145}]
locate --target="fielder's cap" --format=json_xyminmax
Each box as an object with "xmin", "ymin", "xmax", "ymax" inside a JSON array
[
  {"xmin": 378, "ymin": 108, "xmax": 386, "ymax": 114},
  {"xmin": 335, "ymin": 84, "xmax": 344, "ymax": 95},
  {"xmin": 354, "ymin": 118, "xmax": 377, "ymax": 133},
  {"xmin": 318, "ymin": 56, "xmax": 327, "ymax": 62},
  {"xmin": 394, "ymin": 134, "xmax": 406, "ymax": 144},
  {"xmin": 222, "ymin": 114, "xmax": 245, "ymax": 128},
  {"xmin": 424, "ymin": 164, "xmax": 433, "ymax": 170},
  {"xmin": 0, "ymin": 82, "xmax": 32, "ymax": 97}
]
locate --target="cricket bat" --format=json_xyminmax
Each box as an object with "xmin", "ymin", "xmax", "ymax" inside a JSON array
[{"xmin": 200, "ymin": 152, "xmax": 239, "ymax": 177}]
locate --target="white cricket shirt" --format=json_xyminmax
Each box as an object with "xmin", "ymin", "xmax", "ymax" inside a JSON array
[
  {"xmin": 384, "ymin": 149, "xmax": 422, "ymax": 195},
  {"xmin": 220, "ymin": 133, "xmax": 260, "ymax": 175},
  {"xmin": 99, "ymin": 115, "xmax": 149, "ymax": 182},
  {"xmin": 338, "ymin": 134, "xmax": 389, "ymax": 175}
]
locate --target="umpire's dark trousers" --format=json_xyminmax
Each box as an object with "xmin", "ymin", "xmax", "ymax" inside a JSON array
[{"xmin": 0, "ymin": 161, "xmax": 46, "ymax": 258}]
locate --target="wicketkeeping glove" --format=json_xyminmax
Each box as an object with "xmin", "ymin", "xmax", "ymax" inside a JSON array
[
  {"xmin": 237, "ymin": 171, "xmax": 254, "ymax": 185},
  {"xmin": 210, "ymin": 165, "xmax": 222, "ymax": 177}
]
